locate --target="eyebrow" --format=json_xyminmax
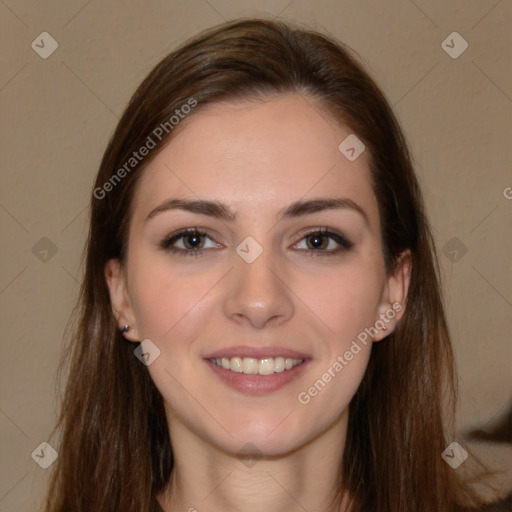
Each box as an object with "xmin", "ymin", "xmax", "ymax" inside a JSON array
[{"xmin": 145, "ymin": 197, "xmax": 369, "ymax": 226}]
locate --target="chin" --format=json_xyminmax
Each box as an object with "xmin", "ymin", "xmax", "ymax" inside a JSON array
[{"xmin": 206, "ymin": 410, "xmax": 321, "ymax": 458}]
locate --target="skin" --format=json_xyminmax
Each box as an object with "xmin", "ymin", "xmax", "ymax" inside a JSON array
[{"xmin": 105, "ymin": 93, "xmax": 411, "ymax": 511}]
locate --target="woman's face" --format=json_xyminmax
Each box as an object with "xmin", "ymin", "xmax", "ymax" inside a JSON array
[{"xmin": 106, "ymin": 93, "xmax": 410, "ymax": 457}]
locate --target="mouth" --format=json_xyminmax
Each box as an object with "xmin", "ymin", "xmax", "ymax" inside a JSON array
[
  {"xmin": 209, "ymin": 356, "xmax": 304, "ymax": 375},
  {"xmin": 203, "ymin": 346, "xmax": 311, "ymax": 394}
]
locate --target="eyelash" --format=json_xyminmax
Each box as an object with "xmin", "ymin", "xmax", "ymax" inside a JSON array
[{"xmin": 159, "ymin": 227, "xmax": 353, "ymax": 258}]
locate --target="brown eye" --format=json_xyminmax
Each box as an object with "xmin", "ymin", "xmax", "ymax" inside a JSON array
[
  {"xmin": 294, "ymin": 228, "xmax": 353, "ymax": 257},
  {"xmin": 159, "ymin": 228, "xmax": 221, "ymax": 257},
  {"xmin": 181, "ymin": 232, "xmax": 206, "ymax": 250},
  {"xmin": 305, "ymin": 233, "xmax": 329, "ymax": 250}
]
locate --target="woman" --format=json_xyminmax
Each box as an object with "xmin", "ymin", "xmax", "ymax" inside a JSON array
[{"xmin": 44, "ymin": 18, "xmax": 496, "ymax": 511}]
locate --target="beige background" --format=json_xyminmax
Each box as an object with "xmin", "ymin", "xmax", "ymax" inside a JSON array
[{"xmin": 1, "ymin": 0, "xmax": 511, "ymax": 509}]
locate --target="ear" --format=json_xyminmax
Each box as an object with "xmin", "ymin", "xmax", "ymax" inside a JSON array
[
  {"xmin": 372, "ymin": 249, "xmax": 412, "ymax": 342},
  {"xmin": 104, "ymin": 258, "xmax": 139, "ymax": 342}
]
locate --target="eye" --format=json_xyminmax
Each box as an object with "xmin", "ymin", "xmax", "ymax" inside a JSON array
[
  {"xmin": 159, "ymin": 226, "xmax": 353, "ymax": 258},
  {"xmin": 159, "ymin": 228, "xmax": 221, "ymax": 257},
  {"xmin": 292, "ymin": 227, "xmax": 353, "ymax": 257}
]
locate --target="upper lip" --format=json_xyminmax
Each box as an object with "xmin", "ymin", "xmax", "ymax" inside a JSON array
[{"xmin": 203, "ymin": 345, "xmax": 311, "ymax": 360}]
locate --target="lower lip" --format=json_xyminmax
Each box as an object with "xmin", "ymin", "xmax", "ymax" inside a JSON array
[{"xmin": 205, "ymin": 359, "xmax": 310, "ymax": 394}]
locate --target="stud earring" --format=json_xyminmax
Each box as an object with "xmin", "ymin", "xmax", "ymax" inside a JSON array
[{"xmin": 121, "ymin": 325, "xmax": 130, "ymax": 333}]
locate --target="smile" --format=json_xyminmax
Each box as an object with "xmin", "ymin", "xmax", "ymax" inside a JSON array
[{"xmin": 209, "ymin": 356, "xmax": 304, "ymax": 375}]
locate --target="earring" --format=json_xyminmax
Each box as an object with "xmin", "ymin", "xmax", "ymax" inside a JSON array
[
  {"xmin": 382, "ymin": 324, "xmax": 387, "ymax": 331},
  {"xmin": 121, "ymin": 325, "xmax": 130, "ymax": 333}
]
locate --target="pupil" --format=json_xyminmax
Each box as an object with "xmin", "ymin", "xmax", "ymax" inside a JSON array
[
  {"xmin": 309, "ymin": 235, "xmax": 325, "ymax": 249},
  {"xmin": 186, "ymin": 234, "xmax": 202, "ymax": 249}
]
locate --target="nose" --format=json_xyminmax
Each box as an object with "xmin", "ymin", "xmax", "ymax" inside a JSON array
[{"xmin": 223, "ymin": 242, "xmax": 295, "ymax": 329}]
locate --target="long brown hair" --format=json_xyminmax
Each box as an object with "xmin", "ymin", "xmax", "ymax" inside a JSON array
[{"xmin": 44, "ymin": 17, "xmax": 495, "ymax": 511}]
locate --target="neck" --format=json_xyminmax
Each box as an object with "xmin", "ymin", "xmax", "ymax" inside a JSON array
[{"xmin": 157, "ymin": 409, "xmax": 351, "ymax": 512}]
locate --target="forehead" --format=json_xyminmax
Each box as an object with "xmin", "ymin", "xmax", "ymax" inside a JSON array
[{"xmin": 131, "ymin": 93, "xmax": 378, "ymax": 227}]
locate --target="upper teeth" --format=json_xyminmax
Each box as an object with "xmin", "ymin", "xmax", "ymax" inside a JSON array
[{"xmin": 210, "ymin": 357, "xmax": 303, "ymax": 375}]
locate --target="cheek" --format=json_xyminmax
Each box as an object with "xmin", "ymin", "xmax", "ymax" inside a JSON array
[
  {"xmin": 291, "ymin": 266, "xmax": 379, "ymax": 436},
  {"xmin": 128, "ymin": 264, "xmax": 220, "ymax": 434},
  {"xmin": 297, "ymin": 344, "xmax": 371, "ymax": 412},
  {"xmin": 295, "ymin": 259, "xmax": 385, "ymax": 345},
  {"xmin": 129, "ymin": 255, "xmax": 219, "ymax": 341}
]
